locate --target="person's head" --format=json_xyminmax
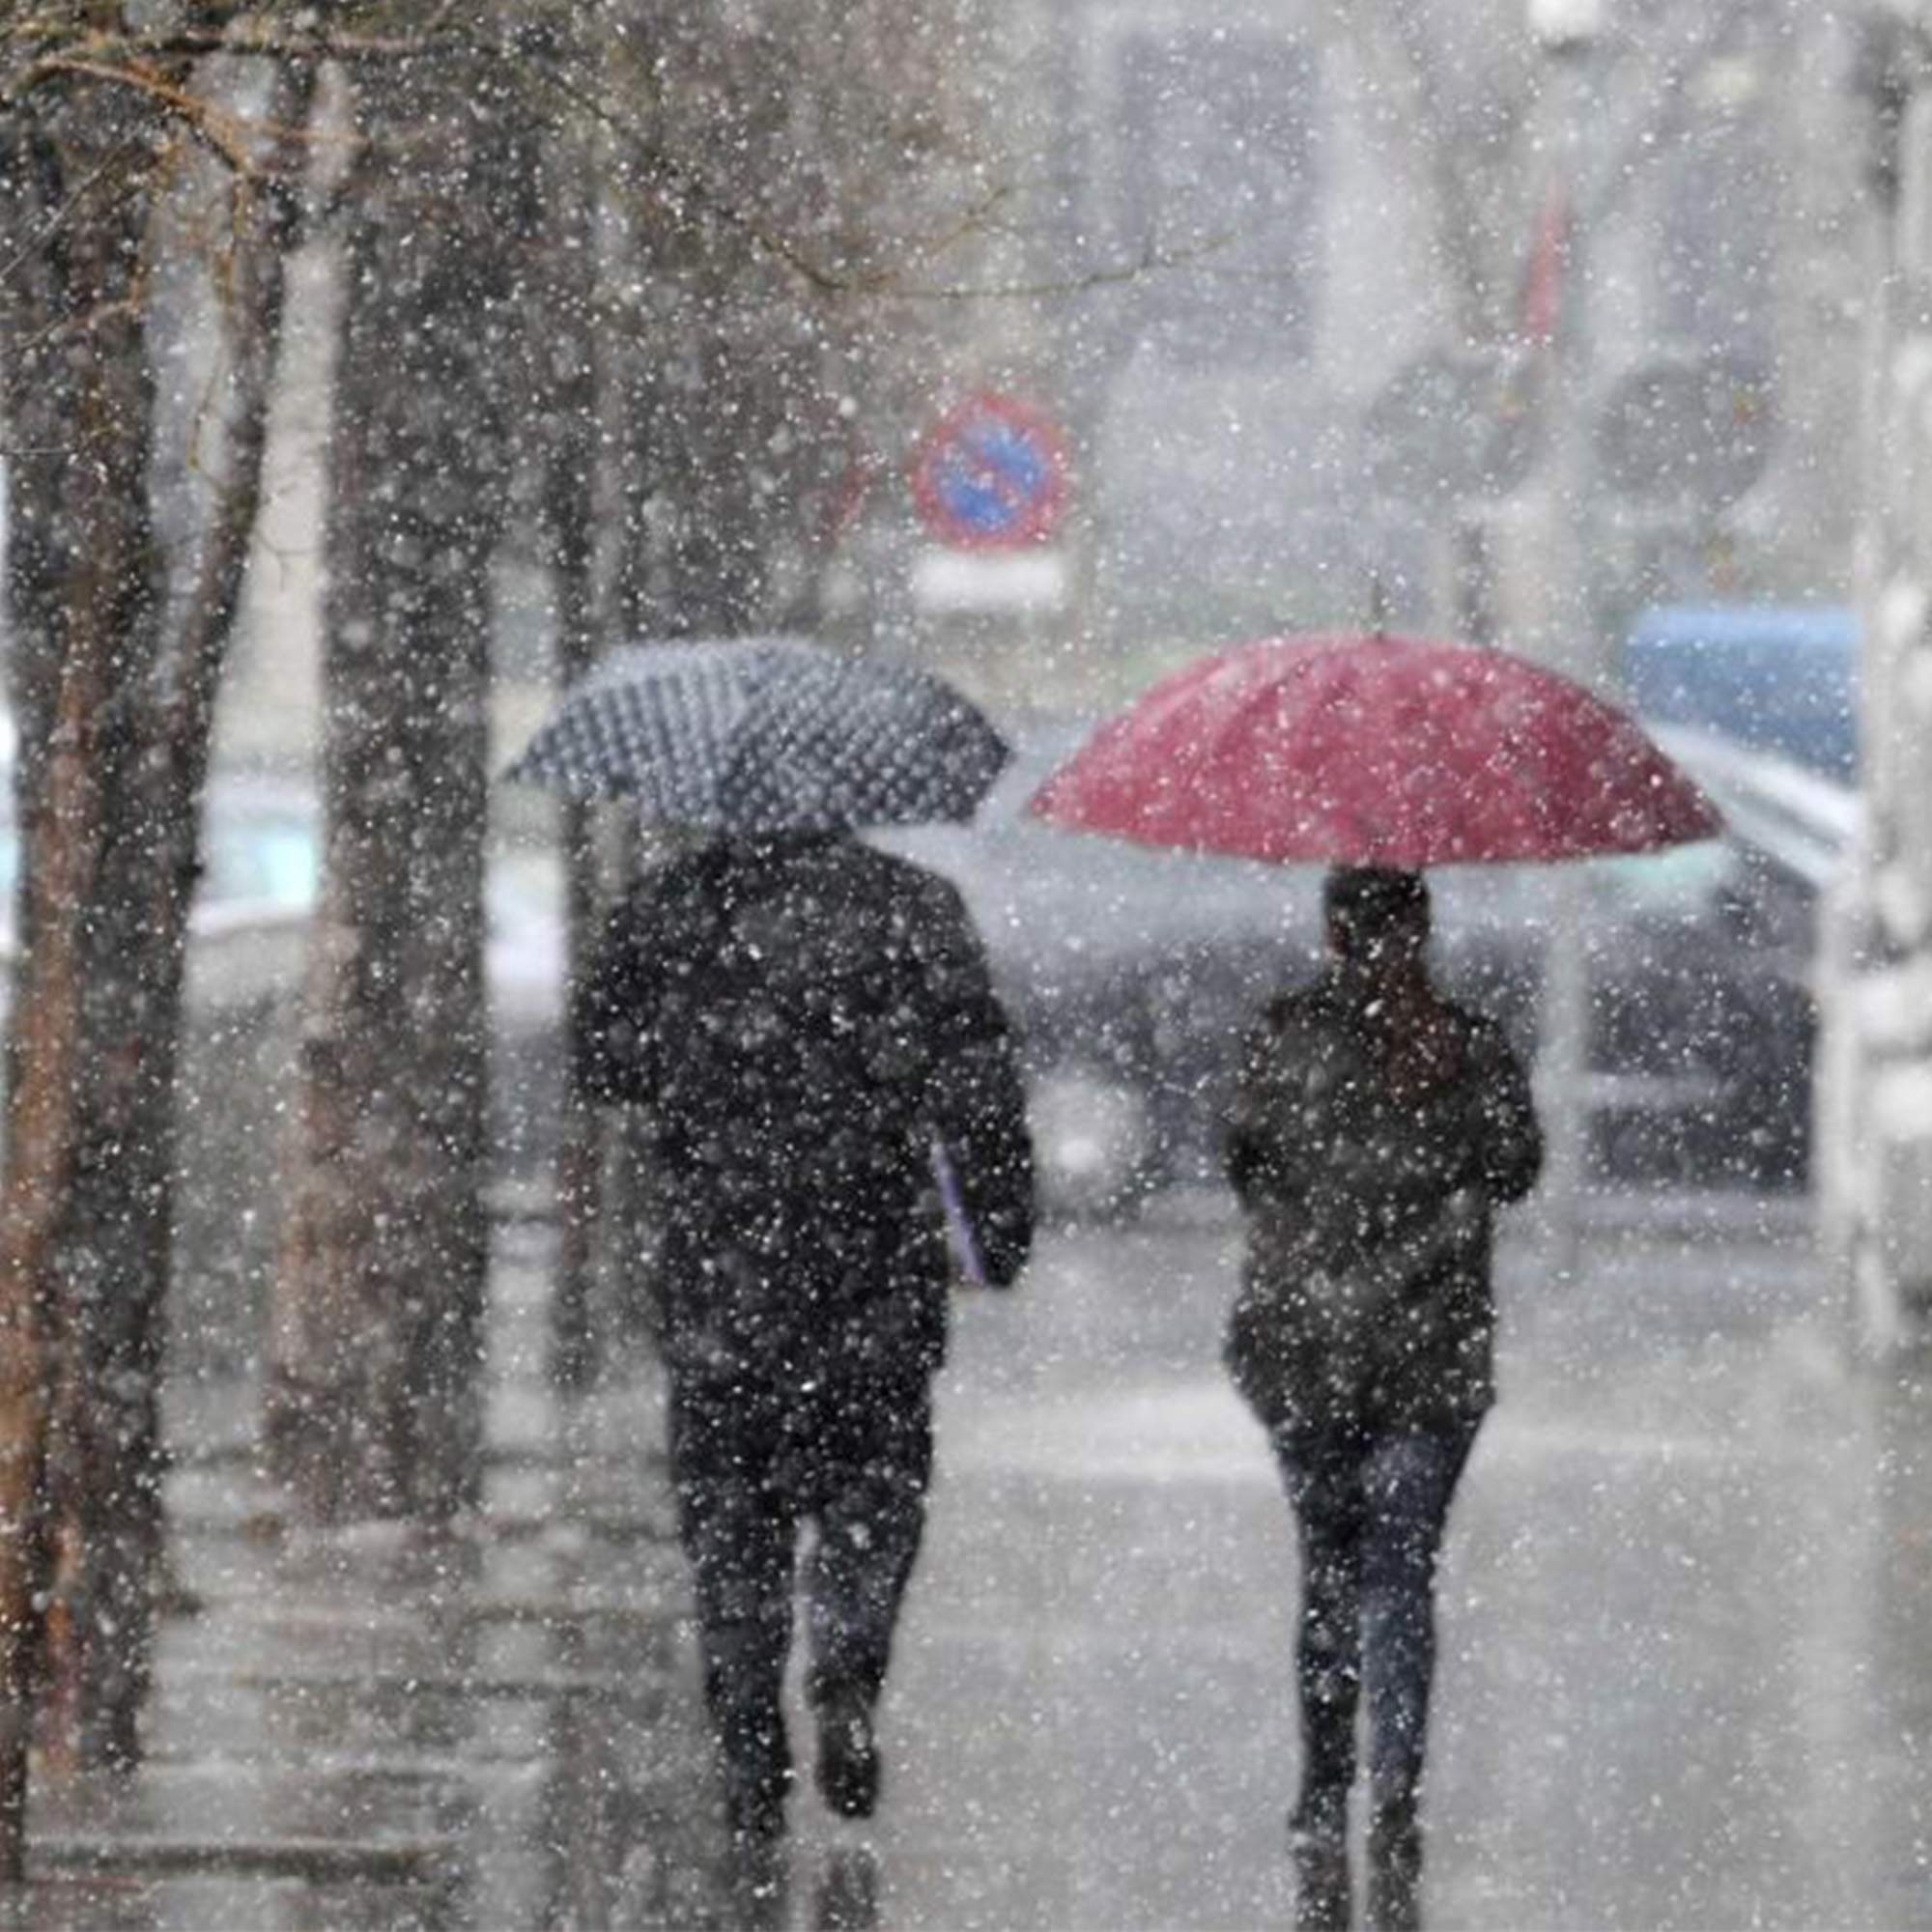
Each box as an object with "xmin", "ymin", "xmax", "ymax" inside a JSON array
[{"xmin": 1322, "ymin": 865, "xmax": 1431, "ymax": 973}]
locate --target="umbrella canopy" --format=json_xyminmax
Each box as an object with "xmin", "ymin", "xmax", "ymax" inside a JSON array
[
  {"xmin": 1027, "ymin": 632, "xmax": 1722, "ymax": 867},
  {"xmin": 505, "ymin": 637, "xmax": 1009, "ymax": 834}
]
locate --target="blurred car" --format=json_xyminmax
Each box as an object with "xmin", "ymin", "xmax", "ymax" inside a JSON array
[
  {"xmin": 1622, "ymin": 603, "xmax": 1857, "ymax": 781},
  {"xmin": 876, "ymin": 717, "xmax": 1854, "ymax": 1218},
  {"xmin": 0, "ymin": 773, "xmax": 566, "ymax": 1372},
  {"xmin": 0, "ymin": 773, "xmax": 561, "ymax": 1041},
  {"xmin": 876, "ymin": 722, "xmax": 1320, "ymax": 1216}
]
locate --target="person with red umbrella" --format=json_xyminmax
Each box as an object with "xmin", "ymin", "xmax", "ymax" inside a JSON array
[
  {"xmin": 1223, "ymin": 863, "xmax": 1540, "ymax": 1931},
  {"xmin": 1031, "ymin": 632, "xmax": 1721, "ymax": 1930}
]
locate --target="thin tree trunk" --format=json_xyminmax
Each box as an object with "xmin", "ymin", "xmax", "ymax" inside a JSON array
[
  {"xmin": 0, "ymin": 100, "xmax": 167, "ymax": 1850},
  {"xmin": 0, "ymin": 111, "xmax": 71, "ymax": 1878},
  {"xmin": 267, "ymin": 47, "xmax": 524, "ymax": 1521},
  {"xmin": 0, "ymin": 84, "xmax": 172, "ymax": 1871},
  {"xmin": 540, "ymin": 127, "xmax": 606, "ymax": 1392},
  {"xmin": 49, "ymin": 53, "xmax": 316, "ymax": 1774}
]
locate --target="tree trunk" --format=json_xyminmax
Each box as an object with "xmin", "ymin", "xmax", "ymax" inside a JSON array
[
  {"xmin": 0, "ymin": 99, "xmax": 175, "ymax": 1849},
  {"xmin": 534, "ymin": 123, "xmax": 608, "ymax": 1392},
  {"xmin": 267, "ymin": 49, "xmax": 525, "ymax": 1521},
  {"xmin": 0, "ymin": 52, "xmax": 314, "ymax": 1849}
]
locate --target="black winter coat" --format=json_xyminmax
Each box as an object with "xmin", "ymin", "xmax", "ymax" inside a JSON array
[
  {"xmin": 1223, "ymin": 968, "xmax": 1542, "ymax": 1437},
  {"xmin": 574, "ymin": 835, "xmax": 1034, "ymax": 1390}
]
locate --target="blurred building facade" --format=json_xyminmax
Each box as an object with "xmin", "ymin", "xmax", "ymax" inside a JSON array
[
  {"xmin": 214, "ymin": 6, "xmax": 1874, "ymax": 748},
  {"xmin": 882, "ymin": 0, "xmax": 1870, "ymax": 715},
  {"xmin": 211, "ymin": 5, "xmax": 1878, "ymax": 800},
  {"xmin": 1821, "ymin": 6, "xmax": 1932, "ymax": 1351}
]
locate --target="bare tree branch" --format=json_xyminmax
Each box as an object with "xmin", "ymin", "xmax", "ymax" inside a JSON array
[
  {"xmin": 11, "ymin": 54, "xmax": 254, "ymax": 167},
  {"xmin": 523, "ymin": 41, "xmax": 1215, "ymax": 303}
]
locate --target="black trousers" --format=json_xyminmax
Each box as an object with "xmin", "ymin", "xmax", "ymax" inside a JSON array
[
  {"xmin": 1275, "ymin": 1418, "xmax": 1481, "ymax": 1839},
  {"xmin": 668, "ymin": 1369, "xmax": 934, "ymax": 1805}
]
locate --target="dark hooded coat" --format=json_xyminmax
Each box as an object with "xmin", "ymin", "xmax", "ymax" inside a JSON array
[
  {"xmin": 1223, "ymin": 967, "xmax": 1542, "ymax": 1438},
  {"xmin": 573, "ymin": 835, "xmax": 1034, "ymax": 1393}
]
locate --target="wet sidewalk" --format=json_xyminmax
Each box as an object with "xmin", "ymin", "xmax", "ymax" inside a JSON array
[
  {"xmin": 838, "ymin": 1191, "xmax": 1932, "ymax": 1931},
  {"xmin": 11, "ymin": 1190, "xmax": 1932, "ymax": 1930},
  {"xmin": 12, "ymin": 1212, "xmax": 721, "ymax": 1931}
]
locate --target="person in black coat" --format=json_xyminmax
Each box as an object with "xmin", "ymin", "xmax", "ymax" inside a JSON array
[
  {"xmin": 1224, "ymin": 866, "xmax": 1541, "ymax": 1932},
  {"xmin": 574, "ymin": 831, "xmax": 1034, "ymax": 1849}
]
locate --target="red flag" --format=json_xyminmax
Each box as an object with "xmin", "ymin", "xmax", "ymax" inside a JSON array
[{"xmin": 1519, "ymin": 188, "xmax": 1570, "ymax": 349}]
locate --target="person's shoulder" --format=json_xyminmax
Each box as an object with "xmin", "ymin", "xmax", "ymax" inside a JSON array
[
  {"xmin": 846, "ymin": 840, "xmax": 975, "ymax": 925},
  {"xmin": 643, "ymin": 845, "xmax": 711, "ymax": 890},
  {"xmin": 619, "ymin": 845, "xmax": 712, "ymax": 909},
  {"xmin": 606, "ymin": 846, "xmax": 736, "ymax": 947},
  {"xmin": 1251, "ymin": 977, "xmax": 1334, "ymax": 1039}
]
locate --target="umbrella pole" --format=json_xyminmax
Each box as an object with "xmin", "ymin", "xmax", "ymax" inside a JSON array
[{"xmin": 1536, "ymin": 871, "xmax": 1590, "ymax": 1280}]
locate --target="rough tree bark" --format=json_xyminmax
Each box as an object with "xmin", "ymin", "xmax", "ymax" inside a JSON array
[
  {"xmin": 0, "ymin": 34, "xmax": 314, "ymax": 1870},
  {"xmin": 266, "ymin": 43, "xmax": 528, "ymax": 1521}
]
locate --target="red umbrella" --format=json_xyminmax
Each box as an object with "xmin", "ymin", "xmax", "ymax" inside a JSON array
[{"xmin": 1027, "ymin": 632, "xmax": 1722, "ymax": 866}]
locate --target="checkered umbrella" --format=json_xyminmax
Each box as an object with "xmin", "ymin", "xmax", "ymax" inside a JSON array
[{"xmin": 504, "ymin": 637, "xmax": 1009, "ymax": 833}]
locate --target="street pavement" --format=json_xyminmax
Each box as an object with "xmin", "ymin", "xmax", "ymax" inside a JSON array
[
  {"xmin": 12, "ymin": 1186, "xmax": 1932, "ymax": 1930},
  {"xmin": 9, "ymin": 1211, "xmax": 719, "ymax": 1932},
  {"xmin": 862, "ymin": 1190, "xmax": 1932, "ymax": 1932}
]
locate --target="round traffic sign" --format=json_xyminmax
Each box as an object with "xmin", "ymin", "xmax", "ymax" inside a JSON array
[
  {"xmin": 909, "ymin": 392, "xmax": 1067, "ymax": 550},
  {"xmin": 1595, "ymin": 355, "xmax": 1776, "ymax": 506}
]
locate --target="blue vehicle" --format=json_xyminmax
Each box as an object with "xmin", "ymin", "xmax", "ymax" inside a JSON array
[{"xmin": 1621, "ymin": 603, "xmax": 1858, "ymax": 781}]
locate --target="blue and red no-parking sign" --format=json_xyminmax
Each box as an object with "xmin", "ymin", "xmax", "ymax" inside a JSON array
[{"xmin": 909, "ymin": 392, "xmax": 1067, "ymax": 550}]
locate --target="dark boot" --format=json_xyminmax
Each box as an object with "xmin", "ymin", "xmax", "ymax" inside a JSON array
[
  {"xmin": 720, "ymin": 1831, "xmax": 789, "ymax": 1932},
  {"xmin": 816, "ymin": 1685, "xmax": 881, "ymax": 1820},
  {"xmin": 1289, "ymin": 1795, "xmax": 1350, "ymax": 1932},
  {"xmin": 1366, "ymin": 1796, "xmax": 1422, "ymax": 1932},
  {"xmin": 718, "ymin": 1760, "xmax": 792, "ymax": 1932}
]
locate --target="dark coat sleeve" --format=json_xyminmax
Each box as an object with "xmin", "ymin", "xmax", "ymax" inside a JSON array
[
  {"xmin": 910, "ymin": 871, "xmax": 1036, "ymax": 1290},
  {"xmin": 1224, "ymin": 998, "xmax": 1311, "ymax": 1212},
  {"xmin": 1224, "ymin": 1026, "xmax": 1268, "ymax": 1209},
  {"xmin": 570, "ymin": 875, "xmax": 685, "ymax": 1108},
  {"xmin": 1463, "ymin": 1014, "xmax": 1543, "ymax": 1206}
]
